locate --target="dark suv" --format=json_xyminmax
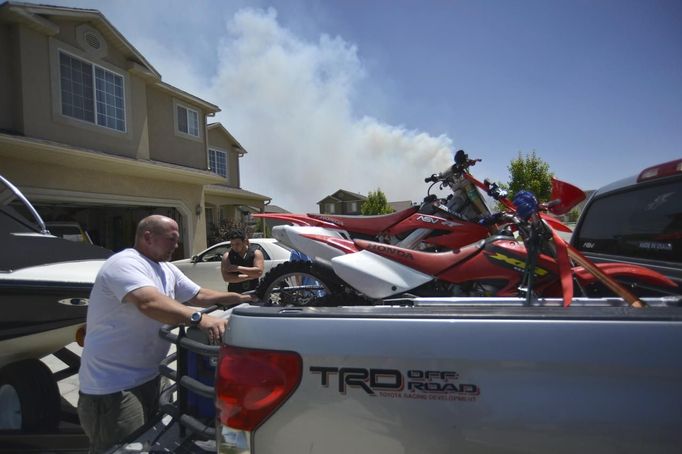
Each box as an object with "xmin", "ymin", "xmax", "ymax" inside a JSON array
[{"xmin": 570, "ymin": 159, "xmax": 682, "ymax": 294}]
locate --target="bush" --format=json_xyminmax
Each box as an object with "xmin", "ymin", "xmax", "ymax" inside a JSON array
[{"xmin": 207, "ymin": 219, "xmax": 254, "ymax": 246}]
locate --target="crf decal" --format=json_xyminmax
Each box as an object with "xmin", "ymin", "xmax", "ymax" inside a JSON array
[{"xmin": 488, "ymin": 252, "xmax": 549, "ymax": 277}]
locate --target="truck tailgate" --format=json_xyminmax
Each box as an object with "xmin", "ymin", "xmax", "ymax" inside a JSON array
[{"xmin": 224, "ymin": 305, "xmax": 682, "ymax": 454}]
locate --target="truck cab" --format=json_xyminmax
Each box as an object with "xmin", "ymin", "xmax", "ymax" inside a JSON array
[{"xmin": 570, "ymin": 159, "xmax": 682, "ymax": 292}]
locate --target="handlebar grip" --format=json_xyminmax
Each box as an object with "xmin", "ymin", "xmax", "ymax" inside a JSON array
[
  {"xmin": 425, "ymin": 174, "xmax": 439, "ymax": 183},
  {"xmin": 478, "ymin": 213, "xmax": 504, "ymax": 226},
  {"xmin": 423, "ymin": 194, "xmax": 438, "ymax": 203}
]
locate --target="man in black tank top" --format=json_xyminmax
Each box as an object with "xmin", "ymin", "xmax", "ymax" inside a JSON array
[{"xmin": 221, "ymin": 229, "xmax": 265, "ymax": 293}]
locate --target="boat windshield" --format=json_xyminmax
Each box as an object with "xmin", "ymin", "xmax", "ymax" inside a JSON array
[{"xmin": 0, "ymin": 174, "xmax": 48, "ymax": 235}]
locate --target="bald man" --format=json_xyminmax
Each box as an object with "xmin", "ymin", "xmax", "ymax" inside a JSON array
[{"xmin": 77, "ymin": 215, "xmax": 251, "ymax": 453}]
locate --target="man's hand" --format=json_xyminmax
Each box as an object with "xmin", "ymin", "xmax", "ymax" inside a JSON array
[
  {"xmin": 198, "ymin": 314, "xmax": 228, "ymax": 345},
  {"xmin": 224, "ymin": 263, "xmax": 239, "ymax": 273}
]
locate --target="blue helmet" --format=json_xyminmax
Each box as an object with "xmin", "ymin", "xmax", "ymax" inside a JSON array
[{"xmin": 513, "ymin": 190, "xmax": 538, "ymax": 220}]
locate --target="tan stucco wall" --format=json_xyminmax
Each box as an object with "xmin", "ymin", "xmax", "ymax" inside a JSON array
[
  {"xmin": 207, "ymin": 127, "xmax": 240, "ymax": 187},
  {"xmin": 2, "ymin": 155, "xmax": 209, "ymax": 254},
  {"xmin": 146, "ymin": 86, "xmax": 207, "ymax": 170},
  {"xmin": 0, "ymin": 24, "xmax": 22, "ymax": 132},
  {"xmin": 14, "ymin": 22, "xmax": 149, "ymax": 159},
  {"xmin": 11, "ymin": 19, "xmax": 209, "ymax": 170}
]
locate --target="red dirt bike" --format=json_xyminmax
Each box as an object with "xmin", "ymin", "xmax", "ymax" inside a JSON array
[
  {"xmin": 256, "ymin": 187, "xmax": 677, "ymax": 307},
  {"xmin": 255, "ymin": 150, "xmax": 564, "ymax": 251}
]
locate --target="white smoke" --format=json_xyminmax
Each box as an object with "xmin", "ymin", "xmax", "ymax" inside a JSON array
[{"xmin": 207, "ymin": 8, "xmax": 454, "ymax": 212}]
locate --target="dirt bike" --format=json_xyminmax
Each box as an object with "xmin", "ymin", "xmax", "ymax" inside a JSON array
[
  {"xmin": 256, "ymin": 150, "xmax": 536, "ymax": 252},
  {"xmin": 256, "ymin": 187, "xmax": 677, "ymax": 307}
]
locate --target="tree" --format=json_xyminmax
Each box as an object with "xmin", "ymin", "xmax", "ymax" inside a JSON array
[
  {"xmin": 361, "ymin": 188, "xmax": 394, "ymax": 215},
  {"xmin": 566, "ymin": 209, "xmax": 580, "ymax": 223},
  {"xmin": 505, "ymin": 151, "xmax": 554, "ymax": 202}
]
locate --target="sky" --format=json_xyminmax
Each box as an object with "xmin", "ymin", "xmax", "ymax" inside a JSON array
[{"xmin": 24, "ymin": 0, "xmax": 682, "ymax": 212}]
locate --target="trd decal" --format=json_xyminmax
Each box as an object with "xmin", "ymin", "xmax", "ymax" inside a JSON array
[
  {"xmin": 487, "ymin": 251, "xmax": 549, "ymax": 277},
  {"xmin": 310, "ymin": 367, "xmax": 480, "ymax": 402}
]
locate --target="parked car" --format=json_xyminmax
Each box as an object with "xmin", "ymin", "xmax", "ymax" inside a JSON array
[
  {"xmin": 571, "ymin": 158, "xmax": 682, "ymax": 293},
  {"xmin": 172, "ymin": 238, "xmax": 292, "ymax": 291},
  {"xmin": 45, "ymin": 221, "xmax": 93, "ymax": 244}
]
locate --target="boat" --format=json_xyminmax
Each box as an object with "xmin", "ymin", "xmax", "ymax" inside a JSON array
[{"xmin": 0, "ymin": 174, "xmax": 112, "ymax": 368}]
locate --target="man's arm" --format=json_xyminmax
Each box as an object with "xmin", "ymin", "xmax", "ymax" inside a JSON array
[
  {"xmin": 221, "ymin": 249, "xmax": 265, "ymax": 283},
  {"xmin": 189, "ymin": 287, "xmax": 253, "ymax": 308},
  {"xmin": 125, "ymin": 286, "xmax": 229, "ymax": 340}
]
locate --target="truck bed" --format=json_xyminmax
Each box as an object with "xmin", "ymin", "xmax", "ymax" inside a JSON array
[{"xmin": 224, "ymin": 299, "xmax": 682, "ymax": 454}]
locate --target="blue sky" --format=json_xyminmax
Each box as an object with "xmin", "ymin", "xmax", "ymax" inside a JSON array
[{"xmin": 25, "ymin": 0, "xmax": 682, "ymax": 212}]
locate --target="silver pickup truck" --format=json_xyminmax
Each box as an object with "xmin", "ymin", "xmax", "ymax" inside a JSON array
[
  {"xmin": 212, "ymin": 297, "xmax": 682, "ymax": 454},
  {"xmin": 125, "ymin": 160, "xmax": 682, "ymax": 454}
]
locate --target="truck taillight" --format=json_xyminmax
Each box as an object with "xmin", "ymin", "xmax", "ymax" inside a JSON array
[
  {"xmin": 637, "ymin": 159, "xmax": 682, "ymax": 182},
  {"xmin": 216, "ymin": 345, "xmax": 302, "ymax": 431}
]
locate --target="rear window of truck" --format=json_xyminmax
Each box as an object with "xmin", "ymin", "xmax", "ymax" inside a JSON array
[{"xmin": 574, "ymin": 179, "xmax": 682, "ymax": 263}]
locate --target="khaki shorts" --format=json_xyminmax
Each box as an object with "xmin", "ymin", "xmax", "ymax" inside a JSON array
[{"xmin": 77, "ymin": 376, "xmax": 160, "ymax": 454}]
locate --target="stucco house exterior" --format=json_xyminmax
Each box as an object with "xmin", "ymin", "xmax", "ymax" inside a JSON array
[
  {"xmin": 317, "ymin": 189, "xmax": 366, "ymax": 215},
  {"xmin": 0, "ymin": 1, "xmax": 269, "ymax": 257},
  {"xmin": 317, "ymin": 189, "xmax": 412, "ymax": 215}
]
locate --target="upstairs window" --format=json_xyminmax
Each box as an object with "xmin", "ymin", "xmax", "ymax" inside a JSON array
[
  {"xmin": 59, "ymin": 51, "xmax": 125, "ymax": 132},
  {"xmin": 209, "ymin": 149, "xmax": 227, "ymax": 178},
  {"xmin": 177, "ymin": 105, "xmax": 199, "ymax": 137}
]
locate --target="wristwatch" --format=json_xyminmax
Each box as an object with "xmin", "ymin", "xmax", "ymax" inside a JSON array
[{"xmin": 189, "ymin": 311, "xmax": 203, "ymax": 327}]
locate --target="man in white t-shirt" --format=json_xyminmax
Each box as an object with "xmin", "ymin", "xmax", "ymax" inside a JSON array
[{"xmin": 77, "ymin": 215, "xmax": 252, "ymax": 453}]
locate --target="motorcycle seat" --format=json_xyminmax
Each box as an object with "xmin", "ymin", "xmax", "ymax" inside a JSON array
[
  {"xmin": 307, "ymin": 206, "xmax": 419, "ymax": 235},
  {"xmin": 354, "ymin": 239, "xmax": 484, "ymax": 276}
]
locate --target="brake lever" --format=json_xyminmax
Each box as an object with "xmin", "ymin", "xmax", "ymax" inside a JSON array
[
  {"xmin": 539, "ymin": 199, "xmax": 561, "ymax": 211},
  {"xmin": 483, "ymin": 179, "xmax": 508, "ymax": 200}
]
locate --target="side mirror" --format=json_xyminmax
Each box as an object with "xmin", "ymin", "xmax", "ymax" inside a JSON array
[{"xmin": 190, "ymin": 255, "xmax": 199, "ymax": 263}]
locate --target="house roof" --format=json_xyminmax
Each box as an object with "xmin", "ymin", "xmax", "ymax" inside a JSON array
[
  {"xmin": 264, "ymin": 204, "xmax": 289, "ymax": 213},
  {"xmin": 204, "ymin": 184, "xmax": 271, "ymax": 203},
  {"xmin": 154, "ymin": 81, "xmax": 220, "ymax": 113},
  {"xmin": 0, "ymin": 1, "xmax": 220, "ymax": 113},
  {"xmin": 0, "ymin": 132, "xmax": 225, "ymax": 185},
  {"xmin": 317, "ymin": 189, "xmax": 367, "ymax": 205},
  {"xmin": 1, "ymin": 2, "xmax": 160, "ymax": 78},
  {"xmin": 207, "ymin": 123, "xmax": 247, "ymax": 154}
]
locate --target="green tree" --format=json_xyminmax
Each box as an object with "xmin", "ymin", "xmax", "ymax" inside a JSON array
[
  {"xmin": 505, "ymin": 151, "xmax": 554, "ymax": 201},
  {"xmin": 566, "ymin": 209, "xmax": 580, "ymax": 223},
  {"xmin": 361, "ymin": 188, "xmax": 394, "ymax": 215}
]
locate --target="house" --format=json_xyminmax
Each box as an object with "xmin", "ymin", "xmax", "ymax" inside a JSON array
[
  {"xmin": 317, "ymin": 189, "xmax": 366, "ymax": 214},
  {"xmin": 389, "ymin": 200, "xmax": 413, "ymax": 212},
  {"xmin": 257, "ymin": 204, "xmax": 292, "ymax": 237},
  {"xmin": 0, "ymin": 1, "xmax": 269, "ymax": 257},
  {"xmin": 317, "ymin": 189, "xmax": 413, "ymax": 215}
]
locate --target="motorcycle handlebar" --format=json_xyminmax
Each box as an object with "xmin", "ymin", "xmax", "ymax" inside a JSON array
[{"xmin": 425, "ymin": 150, "xmax": 482, "ymax": 184}]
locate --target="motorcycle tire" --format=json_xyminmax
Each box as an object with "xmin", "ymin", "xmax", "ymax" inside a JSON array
[{"xmin": 255, "ymin": 261, "xmax": 345, "ymax": 306}]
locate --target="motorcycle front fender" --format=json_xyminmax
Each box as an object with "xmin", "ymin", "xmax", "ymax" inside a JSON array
[{"xmin": 573, "ymin": 262, "xmax": 678, "ymax": 288}]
